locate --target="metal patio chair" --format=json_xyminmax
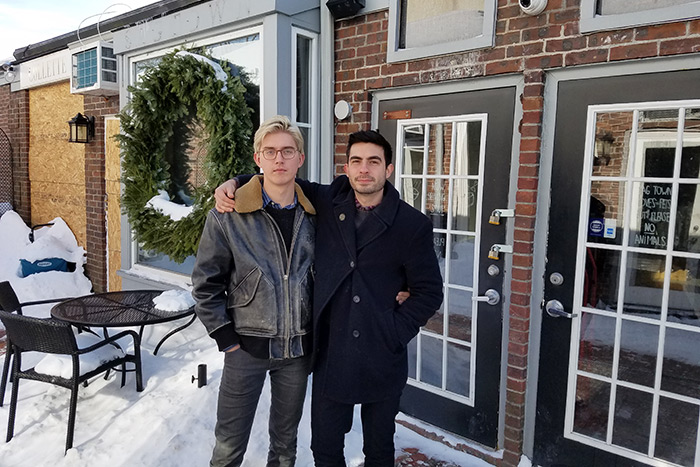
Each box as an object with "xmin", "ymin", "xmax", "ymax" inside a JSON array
[
  {"xmin": 0, "ymin": 281, "xmax": 72, "ymax": 407},
  {"xmin": 0, "ymin": 308, "xmax": 143, "ymax": 452}
]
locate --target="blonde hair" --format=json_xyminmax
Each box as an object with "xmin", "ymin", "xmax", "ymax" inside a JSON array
[{"xmin": 253, "ymin": 115, "xmax": 304, "ymax": 153}]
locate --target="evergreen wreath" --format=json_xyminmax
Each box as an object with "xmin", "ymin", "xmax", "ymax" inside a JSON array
[{"xmin": 116, "ymin": 50, "xmax": 256, "ymax": 263}]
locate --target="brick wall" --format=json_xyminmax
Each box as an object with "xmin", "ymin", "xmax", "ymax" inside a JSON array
[
  {"xmin": 83, "ymin": 95, "xmax": 120, "ymax": 293},
  {"xmin": 332, "ymin": 2, "xmax": 700, "ymax": 465},
  {"xmin": 7, "ymin": 89, "xmax": 30, "ymax": 223}
]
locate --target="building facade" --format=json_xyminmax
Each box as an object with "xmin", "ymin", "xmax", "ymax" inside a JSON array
[{"xmin": 1, "ymin": 1, "xmax": 699, "ymax": 465}]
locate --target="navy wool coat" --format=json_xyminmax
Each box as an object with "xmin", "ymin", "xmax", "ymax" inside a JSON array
[{"xmin": 299, "ymin": 175, "xmax": 444, "ymax": 404}]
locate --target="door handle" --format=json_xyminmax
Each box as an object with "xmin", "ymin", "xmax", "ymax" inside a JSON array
[
  {"xmin": 473, "ymin": 289, "xmax": 500, "ymax": 306},
  {"xmin": 545, "ymin": 299, "xmax": 577, "ymax": 319}
]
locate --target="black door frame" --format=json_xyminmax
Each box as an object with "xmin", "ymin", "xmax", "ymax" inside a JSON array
[
  {"xmin": 371, "ymin": 75, "xmax": 523, "ymax": 448},
  {"xmin": 529, "ymin": 57, "xmax": 700, "ymax": 466}
]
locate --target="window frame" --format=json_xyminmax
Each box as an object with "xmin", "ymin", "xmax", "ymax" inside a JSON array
[
  {"xmin": 387, "ymin": 0, "xmax": 497, "ymax": 63},
  {"xmin": 291, "ymin": 27, "xmax": 319, "ymax": 181},
  {"xmin": 580, "ymin": 0, "xmax": 700, "ymax": 33}
]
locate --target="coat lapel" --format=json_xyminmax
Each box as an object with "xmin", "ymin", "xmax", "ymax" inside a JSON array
[{"xmin": 333, "ymin": 188, "xmax": 357, "ymax": 262}]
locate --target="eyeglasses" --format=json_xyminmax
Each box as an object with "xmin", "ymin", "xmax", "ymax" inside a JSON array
[{"xmin": 260, "ymin": 148, "xmax": 299, "ymax": 160}]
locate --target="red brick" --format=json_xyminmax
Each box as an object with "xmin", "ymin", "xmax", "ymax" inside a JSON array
[
  {"xmin": 660, "ymin": 38, "xmax": 700, "ymax": 55},
  {"xmin": 357, "ymin": 44, "xmax": 381, "ymax": 57},
  {"xmin": 610, "ymin": 42, "xmax": 658, "ymax": 61},
  {"xmin": 636, "ymin": 22, "xmax": 687, "ymax": 40},
  {"xmin": 525, "ymin": 53, "xmax": 564, "ymax": 69},
  {"xmin": 486, "ymin": 58, "xmax": 522, "ymax": 75},
  {"xmin": 356, "ymin": 66, "xmax": 380, "ymax": 79},
  {"xmin": 546, "ymin": 36, "xmax": 586, "ymax": 52},
  {"xmin": 391, "ymin": 73, "xmax": 420, "ymax": 87},
  {"xmin": 511, "ymin": 267, "xmax": 533, "ymax": 281},
  {"xmin": 521, "ymin": 25, "xmax": 563, "ymax": 42},
  {"xmin": 565, "ymin": 48, "xmax": 609, "ymax": 66}
]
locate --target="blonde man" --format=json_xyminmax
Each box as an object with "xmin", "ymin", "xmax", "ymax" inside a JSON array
[{"xmin": 192, "ymin": 115, "xmax": 315, "ymax": 467}]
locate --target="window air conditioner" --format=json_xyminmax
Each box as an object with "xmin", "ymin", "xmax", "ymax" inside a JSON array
[{"xmin": 70, "ymin": 41, "xmax": 118, "ymax": 96}]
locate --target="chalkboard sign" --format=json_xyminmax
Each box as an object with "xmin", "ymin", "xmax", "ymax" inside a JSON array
[{"xmin": 634, "ymin": 182, "xmax": 671, "ymax": 249}]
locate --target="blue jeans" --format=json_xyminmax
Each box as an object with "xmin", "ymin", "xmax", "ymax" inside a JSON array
[{"xmin": 210, "ymin": 349, "xmax": 311, "ymax": 467}]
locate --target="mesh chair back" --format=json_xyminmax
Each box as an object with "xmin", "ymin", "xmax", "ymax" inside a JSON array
[
  {"xmin": 0, "ymin": 311, "xmax": 77, "ymax": 355},
  {"xmin": 0, "ymin": 281, "xmax": 21, "ymax": 314}
]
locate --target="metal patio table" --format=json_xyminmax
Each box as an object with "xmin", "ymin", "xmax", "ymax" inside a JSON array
[{"xmin": 51, "ymin": 290, "xmax": 196, "ymax": 355}]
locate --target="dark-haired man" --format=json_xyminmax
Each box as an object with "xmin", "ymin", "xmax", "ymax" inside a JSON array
[{"xmin": 215, "ymin": 130, "xmax": 443, "ymax": 466}]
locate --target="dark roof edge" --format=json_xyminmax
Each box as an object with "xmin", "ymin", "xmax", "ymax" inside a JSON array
[{"xmin": 12, "ymin": 0, "xmax": 209, "ymax": 64}]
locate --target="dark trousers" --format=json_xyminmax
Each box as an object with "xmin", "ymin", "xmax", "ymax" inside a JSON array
[
  {"xmin": 211, "ymin": 349, "xmax": 311, "ymax": 467},
  {"xmin": 310, "ymin": 380, "xmax": 401, "ymax": 467}
]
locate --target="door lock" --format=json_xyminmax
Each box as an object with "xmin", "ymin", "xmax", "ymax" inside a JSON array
[
  {"xmin": 489, "ymin": 208, "xmax": 515, "ymax": 225},
  {"xmin": 487, "ymin": 244, "xmax": 513, "ymax": 260},
  {"xmin": 544, "ymin": 299, "xmax": 577, "ymax": 319},
  {"xmin": 473, "ymin": 289, "xmax": 501, "ymax": 306}
]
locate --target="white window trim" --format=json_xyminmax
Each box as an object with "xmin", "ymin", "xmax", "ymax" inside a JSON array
[
  {"xmin": 291, "ymin": 27, "xmax": 319, "ymax": 181},
  {"xmin": 580, "ymin": 0, "xmax": 700, "ymax": 33},
  {"xmin": 387, "ymin": 0, "xmax": 496, "ymax": 63}
]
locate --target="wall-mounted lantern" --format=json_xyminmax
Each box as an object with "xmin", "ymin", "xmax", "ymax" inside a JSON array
[
  {"xmin": 594, "ymin": 131, "xmax": 614, "ymax": 166},
  {"xmin": 68, "ymin": 113, "xmax": 95, "ymax": 143}
]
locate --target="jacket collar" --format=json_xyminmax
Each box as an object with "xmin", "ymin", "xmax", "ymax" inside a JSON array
[
  {"xmin": 235, "ymin": 174, "xmax": 316, "ymax": 215},
  {"xmin": 333, "ymin": 176, "xmax": 400, "ymax": 226}
]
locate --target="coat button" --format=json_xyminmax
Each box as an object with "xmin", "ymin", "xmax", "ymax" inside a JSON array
[
  {"xmin": 350, "ymin": 261, "xmax": 355, "ymax": 268},
  {"xmin": 353, "ymin": 295, "xmax": 360, "ymax": 303},
  {"xmin": 352, "ymin": 330, "xmax": 360, "ymax": 338},
  {"xmin": 339, "ymin": 213, "xmax": 346, "ymax": 221}
]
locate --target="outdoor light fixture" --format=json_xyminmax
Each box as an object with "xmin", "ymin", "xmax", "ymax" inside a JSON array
[
  {"xmin": 1, "ymin": 62, "xmax": 15, "ymax": 83},
  {"xmin": 68, "ymin": 113, "xmax": 95, "ymax": 143},
  {"xmin": 326, "ymin": 0, "xmax": 365, "ymax": 19},
  {"xmin": 594, "ymin": 131, "xmax": 614, "ymax": 166}
]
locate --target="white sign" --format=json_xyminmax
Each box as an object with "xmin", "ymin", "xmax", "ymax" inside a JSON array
[{"xmin": 19, "ymin": 49, "xmax": 71, "ymax": 90}]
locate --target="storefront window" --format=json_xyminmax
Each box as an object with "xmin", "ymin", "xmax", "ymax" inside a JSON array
[{"xmin": 131, "ymin": 30, "xmax": 262, "ymax": 275}]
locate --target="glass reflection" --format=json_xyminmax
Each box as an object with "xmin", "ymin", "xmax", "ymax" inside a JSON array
[
  {"xmin": 612, "ymin": 386, "xmax": 652, "ymax": 454},
  {"xmin": 588, "ymin": 181, "xmax": 624, "ymax": 246},
  {"xmin": 591, "ymin": 111, "xmax": 634, "ymax": 178},
  {"xmin": 681, "ymin": 108, "xmax": 700, "ymax": 179},
  {"xmin": 427, "ymin": 123, "xmax": 451, "ymax": 176},
  {"xmin": 624, "ymin": 252, "xmax": 665, "ymax": 319},
  {"xmin": 402, "ymin": 124, "xmax": 425, "ymax": 175},
  {"xmin": 426, "ymin": 178, "xmax": 449, "ymax": 224},
  {"xmin": 420, "ymin": 334, "xmax": 443, "ymax": 388},
  {"xmin": 451, "ymin": 179, "xmax": 478, "ymax": 231},
  {"xmin": 618, "ymin": 319, "xmax": 658, "ymax": 388},
  {"xmin": 446, "ymin": 342, "xmax": 471, "ymax": 397},
  {"xmin": 423, "ymin": 300, "xmax": 444, "ymax": 336},
  {"xmin": 674, "ymin": 183, "xmax": 700, "ymax": 253},
  {"xmin": 629, "ymin": 181, "xmax": 671, "ymax": 251},
  {"xmin": 661, "ymin": 327, "xmax": 700, "ymax": 399},
  {"xmin": 408, "ymin": 337, "xmax": 418, "ymax": 379},
  {"xmin": 573, "ymin": 376, "xmax": 610, "ymax": 441},
  {"xmin": 584, "ymin": 248, "xmax": 621, "ymax": 312},
  {"xmin": 578, "ymin": 313, "xmax": 615, "ymax": 378},
  {"xmin": 667, "ymin": 255, "xmax": 700, "ymax": 326},
  {"xmin": 448, "ymin": 234, "xmax": 475, "ymax": 287},
  {"xmin": 453, "ymin": 121, "xmax": 481, "ymax": 176},
  {"xmin": 401, "ymin": 178, "xmax": 422, "ymax": 210},
  {"xmin": 447, "ymin": 288, "xmax": 472, "ymax": 342},
  {"xmin": 655, "ymin": 396, "xmax": 698, "ymax": 466}
]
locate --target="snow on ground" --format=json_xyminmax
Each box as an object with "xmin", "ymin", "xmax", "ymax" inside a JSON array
[{"xmin": 0, "ymin": 211, "xmax": 494, "ymax": 466}]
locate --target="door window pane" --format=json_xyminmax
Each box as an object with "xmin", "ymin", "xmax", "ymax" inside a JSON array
[
  {"xmin": 420, "ymin": 334, "xmax": 443, "ymax": 388},
  {"xmin": 589, "ymin": 181, "xmax": 625, "ymax": 246},
  {"xmin": 573, "ymin": 376, "xmax": 610, "ymax": 441},
  {"xmin": 578, "ymin": 313, "xmax": 616, "ymax": 378},
  {"xmin": 453, "ymin": 121, "xmax": 481, "ymax": 177},
  {"xmin": 427, "ymin": 123, "xmax": 451, "ymax": 176},
  {"xmin": 447, "ymin": 287, "xmax": 472, "ymax": 341},
  {"xmin": 629, "ymin": 181, "xmax": 671, "ymax": 251},
  {"xmin": 667, "ymin": 255, "xmax": 700, "ymax": 327},
  {"xmin": 655, "ymin": 397, "xmax": 698, "ymax": 466},
  {"xmin": 612, "ymin": 386, "xmax": 653, "ymax": 454},
  {"xmin": 451, "ymin": 179, "xmax": 478, "ymax": 231},
  {"xmin": 624, "ymin": 252, "xmax": 665, "ymax": 319},
  {"xmin": 446, "ymin": 342, "xmax": 471, "ymax": 397},
  {"xmin": 585, "ymin": 248, "xmax": 621, "ymax": 312},
  {"xmin": 661, "ymin": 327, "xmax": 700, "ymax": 399},
  {"xmin": 618, "ymin": 320, "xmax": 658, "ymax": 387},
  {"xmin": 592, "ymin": 111, "xmax": 634, "ymax": 177},
  {"xmin": 448, "ymin": 234, "xmax": 475, "ymax": 287}
]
